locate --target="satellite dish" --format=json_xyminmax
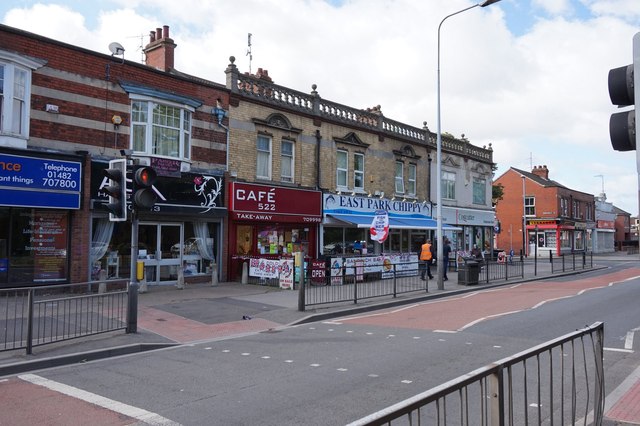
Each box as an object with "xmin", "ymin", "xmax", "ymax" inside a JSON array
[{"xmin": 108, "ymin": 42, "xmax": 125, "ymax": 56}]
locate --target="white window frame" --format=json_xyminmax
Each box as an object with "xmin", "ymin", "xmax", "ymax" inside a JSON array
[
  {"xmin": 281, "ymin": 139, "xmax": 294, "ymax": 183},
  {"xmin": 336, "ymin": 150, "xmax": 348, "ymax": 189},
  {"xmin": 473, "ymin": 177, "xmax": 486, "ymax": 205},
  {"xmin": 407, "ymin": 164, "xmax": 416, "ymax": 196},
  {"xmin": 395, "ymin": 161, "xmax": 404, "ymax": 194},
  {"xmin": 525, "ymin": 196, "xmax": 535, "ymax": 217},
  {"xmin": 257, "ymin": 134, "xmax": 272, "ymax": 180},
  {"xmin": 353, "ymin": 153, "xmax": 364, "ymax": 191},
  {"xmin": 442, "ymin": 171, "xmax": 456, "ymax": 200},
  {"xmin": 130, "ymin": 96, "xmax": 193, "ymax": 160},
  {"xmin": 0, "ymin": 50, "xmax": 43, "ymax": 147}
]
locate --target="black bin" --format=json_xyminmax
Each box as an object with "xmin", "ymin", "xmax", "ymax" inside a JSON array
[{"xmin": 458, "ymin": 259, "xmax": 479, "ymax": 285}]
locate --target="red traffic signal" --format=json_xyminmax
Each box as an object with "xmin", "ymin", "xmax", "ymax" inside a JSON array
[{"xmin": 132, "ymin": 166, "xmax": 157, "ymax": 210}]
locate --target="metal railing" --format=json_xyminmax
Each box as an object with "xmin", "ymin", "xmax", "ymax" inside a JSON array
[
  {"xmin": 479, "ymin": 260, "xmax": 525, "ymax": 283},
  {"xmin": 1, "ymin": 280, "xmax": 131, "ymax": 354},
  {"xmin": 303, "ymin": 262, "xmax": 427, "ymax": 307},
  {"xmin": 550, "ymin": 252, "xmax": 592, "ymax": 273},
  {"xmin": 347, "ymin": 322, "xmax": 605, "ymax": 426}
]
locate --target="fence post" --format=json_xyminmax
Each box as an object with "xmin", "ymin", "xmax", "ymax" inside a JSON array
[
  {"xmin": 562, "ymin": 254, "xmax": 565, "ymax": 272},
  {"xmin": 352, "ymin": 264, "xmax": 358, "ymax": 304},
  {"xmin": 594, "ymin": 323, "xmax": 605, "ymax": 424},
  {"xmin": 489, "ymin": 368, "xmax": 504, "ymax": 426},
  {"xmin": 26, "ymin": 289, "xmax": 34, "ymax": 355},
  {"xmin": 126, "ymin": 282, "xmax": 138, "ymax": 334},
  {"xmin": 393, "ymin": 264, "xmax": 397, "ymax": 298},
  {"xmin": 298, "ymin": 261, "xmax": 306, "ymax": 312}
]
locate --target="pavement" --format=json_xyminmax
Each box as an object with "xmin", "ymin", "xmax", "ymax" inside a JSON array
[{"xmin": 1, "ymin": 252, "xmax": 639, "ymax": 424}]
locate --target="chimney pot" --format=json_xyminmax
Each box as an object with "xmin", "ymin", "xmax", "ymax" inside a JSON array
[
  {"xmin": 156, "ymin": 27, "xmax": 163, "ymax": 39},
  {"xmin": 163, "ymin": 25, "xmax": 170, "ymax": 38},
  {"xmin": 149, "ymin": 31, "xmax": 156, "ymax": 43}
]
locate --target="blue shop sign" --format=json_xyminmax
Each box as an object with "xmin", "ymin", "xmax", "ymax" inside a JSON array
[{"xmin": 0, "ymin": 153, "xmax": 82, "ymax": 209}]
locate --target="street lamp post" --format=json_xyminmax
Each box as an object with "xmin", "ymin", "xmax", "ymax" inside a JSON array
[
  {"xmin": 522, "ymin": 175, "xmax": 526, "ymax": 257},
  {"xmin": 435, "ymin": 0, "xmax": 502, "ymax": 290}
]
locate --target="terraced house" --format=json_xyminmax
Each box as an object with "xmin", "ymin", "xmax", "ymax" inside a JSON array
[
  {"xmin": 0, "ymin": 22, "xmax": 494, "ymax": 287},
  {"xmin": 223, "ymin": 58, "xmax": 495, "ymax": 280},
  {"xmin": 0, "ymin": 24, "xmax": 228, "ymax": 287}
]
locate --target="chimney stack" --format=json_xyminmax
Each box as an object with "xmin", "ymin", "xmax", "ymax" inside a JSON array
[
  {"xmin": 143, "ymin": 24, "xmax": 176, "ymax": 72},
  {"xmin": 531, "ymin": 165, "xmax": 549, "ymax": 180}
]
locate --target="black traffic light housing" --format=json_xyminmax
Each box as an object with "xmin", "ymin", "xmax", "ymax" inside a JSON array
[
  {"xmin": 132, "ymin": 166, "xmax": 157, "ymax": 210},
  {"xmin": 608, "ymin": 33, "xmax": 640, "ymax": 152},
  {"xmin": 103, "ymin": 158, "xmax": 127, "ymax": 221}
]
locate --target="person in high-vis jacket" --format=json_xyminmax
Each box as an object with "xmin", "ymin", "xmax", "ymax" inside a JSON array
[{"xmin": 420, "ymin": 238, "xmax": 434, "ymax": 280}]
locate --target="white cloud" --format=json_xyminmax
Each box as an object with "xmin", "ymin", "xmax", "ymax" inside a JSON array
[{"xmin": 2, "ymin": 0, "xmax": 640, "ymax": 214}]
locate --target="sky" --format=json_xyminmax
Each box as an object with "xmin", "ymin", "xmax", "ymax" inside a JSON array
[{"xmin": 2, "ymin": 0, "xmax": 640, "ymax": 214}]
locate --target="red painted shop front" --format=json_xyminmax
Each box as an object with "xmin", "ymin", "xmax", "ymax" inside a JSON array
[{"xmin": 227, "ymin": 182, "xmax": 322, "ymax": 281}]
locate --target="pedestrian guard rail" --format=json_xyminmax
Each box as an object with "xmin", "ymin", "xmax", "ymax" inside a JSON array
[
  {"xmin": 1, "ymin": 280, "xmax": 131, "ymax": 354},
  {"xmin": 347, "ymin": 321, "xmax": 604, "ymax": 426}
]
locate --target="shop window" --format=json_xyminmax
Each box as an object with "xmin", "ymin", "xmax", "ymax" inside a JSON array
[
  {"xmin": 131, "ymin": 99, "xmax": 192, "ymax": 160},
  {"xmin": 323, "ymin": 227, "xmax": 345, "ymax": 255},
  {"xmin": 257, "ymin": 135, "xmax": 272, "ymax": 179},
  {"xmin": 407, "ymin": 164, "xmax": 416, "ymax": 196},
  {"xmin": 472, "ymin": 177, "xmax": 486, "ymax": 205},
  {"xmin": 281, "ymin": 140, "xmax": 294, "ymax": 183},
  {"xmin": 442, "ymin": 171, "xmax": 455, "ymax": 199},
  {"xmin": 354, "ymin": 153, "xmax": 364, "ymax": 191},
  {"xmin": 255, "ymin": 226, "xmax": 308, "ymax": 256},
  {"xmin": 395, "ymin": 161, "xmax": 404, "ymax": 194},
  {"xmin": 337, "ymin": 149, "xmax": 348, "ymax": 189},
  {"xmin": 4, "ymin": 209, "xmax": 70, "ymax": 285}
]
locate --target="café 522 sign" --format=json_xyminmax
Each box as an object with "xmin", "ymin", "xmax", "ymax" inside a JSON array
[{"xmin": 230, "ymin": 182, "xmax": 321, "ymax": 223}]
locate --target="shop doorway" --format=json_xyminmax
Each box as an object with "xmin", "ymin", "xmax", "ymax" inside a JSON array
[{"xmin": 138, "ymin": 222, "xmax": 182, "ymax": 285}]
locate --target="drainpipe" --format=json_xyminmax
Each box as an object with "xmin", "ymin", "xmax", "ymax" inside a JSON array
[
  {"xmin": 211, "ymin": 99, "xmax": 229, "ymax": 285},
  {"xmin": 315, "ymin": 130, "xmax": 321, "ymax": 190}
]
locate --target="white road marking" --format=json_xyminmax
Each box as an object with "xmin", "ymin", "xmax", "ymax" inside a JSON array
[
  {"xmin": 625, "ymin": 330, "xmax": 634, "ymax": 350},
  {"xmin": 19, "ymin": 374, "xmax": 180, "ymax": 425},
  {"xmin": 604, "ymin": 347, "xmax": 634, "ymax": 353}
]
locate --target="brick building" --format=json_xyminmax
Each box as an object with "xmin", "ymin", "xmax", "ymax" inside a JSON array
[
  {"xmin": 0, "ymin": 24, "xmax": 229, "ymax": 287},
  {"xmin": 0, "ymin": 22, "xmax": 495, "ymax": 287},
  {"xmin": 494, "ymin": 166, "xmax": 595, "ymax": 256},
  {"xmin": 223, "ymin": 59, "xmax": 495, "ymax": 280}
]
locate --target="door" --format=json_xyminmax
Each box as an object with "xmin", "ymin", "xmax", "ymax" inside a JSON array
[{"xmin": 139, "ymin": 223, "xmax": 182, "ymax": 285}]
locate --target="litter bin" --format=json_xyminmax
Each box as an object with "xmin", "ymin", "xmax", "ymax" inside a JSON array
[{"xmin": 458, "ymin": 259, "xmax": 479, "ymax": 285}]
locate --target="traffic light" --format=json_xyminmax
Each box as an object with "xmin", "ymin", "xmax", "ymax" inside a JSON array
[
  {"xmin": 608, "ymin": 32, "xmax": 640, "ymax": 151},
  {"xmin": 131, "ymin": 166, "xmax": 157, "ymax": 210},
  {"xmin": 103, "ymin": 159, "xmax": 127, "ymax": 221}
]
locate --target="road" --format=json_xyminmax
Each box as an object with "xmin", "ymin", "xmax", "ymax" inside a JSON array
[{"xmin": 2, "ymin": 263, "xmax": 640, "ymax": 425}]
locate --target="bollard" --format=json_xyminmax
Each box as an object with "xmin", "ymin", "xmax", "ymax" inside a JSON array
[
  {"xmin": 241, "ymin": 261, "xmax": 249, "ymax": 284},
  {"xmin": 98, "ymin": 269, "xmax": 107, "ymax": 294},
  {"xmin": 176, "ymin": 267, "xmax": 185, "ymax": 289},
  {"xmin": 211, "ymin": 262, "xmax": 218, "ymax": 287}
]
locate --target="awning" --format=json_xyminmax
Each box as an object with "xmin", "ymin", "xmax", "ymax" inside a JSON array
[{"xmin": 327, "ymin": 214, "xmax": 462, "ymax": 231}]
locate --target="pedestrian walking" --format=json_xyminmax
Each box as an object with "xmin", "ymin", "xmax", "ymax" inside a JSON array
[
  {"xmin": 420, "ymin": 238, "xmax": 434, "ymax": 280},
  {"xmin": 442, "ymin": 238, "xmax": 452, "ymax": 281}
]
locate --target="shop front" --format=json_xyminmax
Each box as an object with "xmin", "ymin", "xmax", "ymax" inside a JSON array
[
  {"xmin": 91, "ymin": 161, "xmax": 226, "ymax": 285},
  {"xmin": 441, "ymin": 206, "xmax": 495, "ymax": 257},
  {"xmin": 321, "ymin": 193, "xmax": 449, "ymax": 256},
  {"xmin": 525, "ymin": 219, "xmax": 591, "ymax": 256},
  {"xmin": 228, "ymin": 182, "xmax": 322, "ymax": 282},
  {"xmin": 0, "ymin": 150, "xmax": 83, "ymax": 287}
]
